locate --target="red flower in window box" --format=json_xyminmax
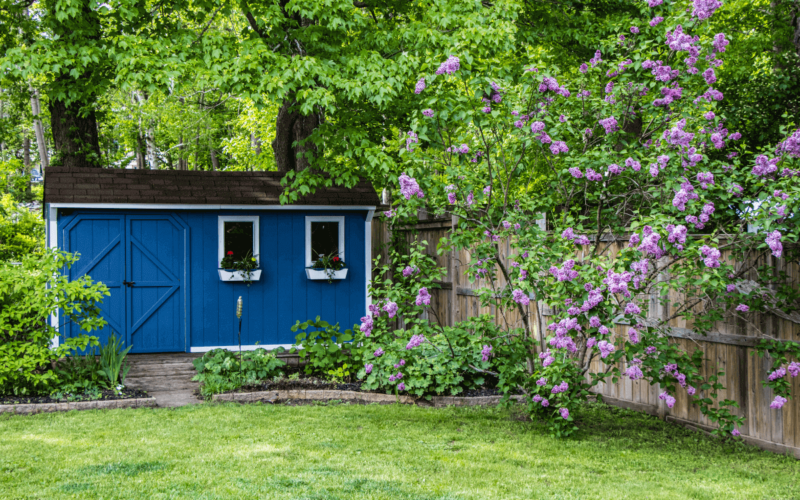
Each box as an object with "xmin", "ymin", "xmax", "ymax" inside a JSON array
[{"xmin": 227, "ymin": 251, "xmax": 234, "ymax": 256}]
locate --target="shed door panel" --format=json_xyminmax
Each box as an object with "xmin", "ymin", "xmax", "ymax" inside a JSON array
[
  {"xmin": 63, "ymin": 215, "xmax": 126, "ymax": 347},
  {"xmin": 126, "ymin": 216, "xmax": 186, "ymax": 353}
]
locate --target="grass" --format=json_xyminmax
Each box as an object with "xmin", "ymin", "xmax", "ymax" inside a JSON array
[{"xmin": 1, "ymin": 401, "xmax": 799, "ymax": 500}]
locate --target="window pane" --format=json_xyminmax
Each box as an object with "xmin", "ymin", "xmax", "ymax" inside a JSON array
[
  {"xmin": 310, "ymin": 221, "xmax": 339, "ymax": 262},
  {"xmin": 224, "ymin": 222, "xmax": 254, "ymax": 261}
]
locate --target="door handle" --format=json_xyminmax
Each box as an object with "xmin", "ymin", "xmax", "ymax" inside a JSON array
[{"xmin": 122, "ymin": 281, "xmax": 136, "ymax": 287}]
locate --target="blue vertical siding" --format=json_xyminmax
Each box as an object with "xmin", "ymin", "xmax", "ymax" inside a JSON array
[
  {"xmin": 59, "ymin": 208, "xmax": 370, "ymax": 351},
  {"xmin": 181, "ymin": 210, "xmax": 368, "ymax": 348}
]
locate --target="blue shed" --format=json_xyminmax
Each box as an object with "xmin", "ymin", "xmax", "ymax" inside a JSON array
[{"xmin": 44, "ymin": 167, "xmax": 380, "ymax": 354}]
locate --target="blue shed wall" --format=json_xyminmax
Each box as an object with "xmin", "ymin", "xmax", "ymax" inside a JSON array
[
  {"xmin": 58, "ymin": 208, "xmax": 369, "ymax": 351},
  {"xmin": 180, "ymin": 210, "xmax": 368, "ymax": 348}
]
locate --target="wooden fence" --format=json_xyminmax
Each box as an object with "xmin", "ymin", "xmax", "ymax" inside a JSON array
[{"xmin": 370, "ymin": 216, "xmax": 800, "ymax": 458}]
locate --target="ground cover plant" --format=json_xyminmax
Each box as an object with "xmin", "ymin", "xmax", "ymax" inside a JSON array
[
  {"xmin": 1, "ymin": 402, "xmax": 799, "ymax": 499},
  {"xmin": 192, "ymin": 348, "xmax": 286, "ymax": 398}
]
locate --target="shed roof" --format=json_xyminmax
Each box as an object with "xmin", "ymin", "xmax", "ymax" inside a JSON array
[{"xmin": 44, "ymin": 167, "xmax": 380, "ymax": 207}]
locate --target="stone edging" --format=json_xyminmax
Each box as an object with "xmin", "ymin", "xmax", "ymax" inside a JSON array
[
  {"xmin": 213, "ymin": 390, "xmax": 524, "ymax": 407},
  {"xmin": 0, "ymin": 397, "xmax": 157, "ymax": 415}
]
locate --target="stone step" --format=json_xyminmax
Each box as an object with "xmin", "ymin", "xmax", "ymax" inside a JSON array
[
  {"xmin": 126, "ymin": 365, "xmax": 196, "ymax": 376},
  {"xmin": 124, "ymin": 377, "xmax": 199, "ymax": 392}
]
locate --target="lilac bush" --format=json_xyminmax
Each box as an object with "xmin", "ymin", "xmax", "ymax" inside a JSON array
[{"xmin": 359, "ymin": 0, "xmax": 798, "ymax": 436}]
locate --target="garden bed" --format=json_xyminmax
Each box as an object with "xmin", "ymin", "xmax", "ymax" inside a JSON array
[
  {"xmin": 212, "ymin": 387, "xmax": 523, "ymax": 407},
  {"xmin": 0, "ymin": 389, "xmax": 155, "ymax": 415}
]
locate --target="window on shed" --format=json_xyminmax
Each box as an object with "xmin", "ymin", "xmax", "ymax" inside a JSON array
[
  {"xmin": 306, "ymin": 216, "xmax": 345, "ymax": 266},
  {"xmin": 218, "ymin": 216, "xmax": 260, "ymax": 266},
  {"xmin": 224, "ymin": 222, "xmax": 254, "ymax": 260}
]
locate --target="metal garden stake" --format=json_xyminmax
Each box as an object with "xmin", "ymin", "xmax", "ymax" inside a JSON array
[{"xmin": 236, "ymin": 296, "xmax": 243, "ymax": 375}]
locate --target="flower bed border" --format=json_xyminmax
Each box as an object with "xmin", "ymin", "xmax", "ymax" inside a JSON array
[
  {"xmin": 212, "ymin": 389, "xmax": 523, "ymax": 407},
  {"xmin": 0, "ymin": 397, "xmax": 157, "ymax": 415}
]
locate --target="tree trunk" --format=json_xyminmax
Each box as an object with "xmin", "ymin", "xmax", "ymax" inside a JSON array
[
  {"xmin": 136, "ymin": 133, "xmax": 146, "ymax": 169},
  {"xmin": 251, "ymin": 132, "xmax": 262, "ymax": 155},
  {"xmin": 210, "ymin": 148, "xmax": 219, "ymax": 171},
  {"xmin": 272, "ymin": 99, "xmax": 321, "ymax": 172},
  {"xmin": 146, "ymin": 126, "xmax": 157, "ymax": 169},
  {"xmin": 23, "ymin": 137, "xmax": 31, "ymax": 167},
  {"xmin": 48, "ymin": 97, "xmax": 102, "ymax": 168},
  {"xmin": 30, "ymin": 88, "xmax": 49, "ymax": 169}
]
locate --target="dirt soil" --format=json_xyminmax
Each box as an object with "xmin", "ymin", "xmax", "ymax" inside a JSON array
[{"xmin": 0, "ymin": 389, "xmax": 150, "ymax": 406}]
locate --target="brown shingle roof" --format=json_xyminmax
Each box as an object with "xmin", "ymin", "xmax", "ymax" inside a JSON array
[{"xmin": 44, "ymin": 167, "xmax": 380, "ymax": 207}]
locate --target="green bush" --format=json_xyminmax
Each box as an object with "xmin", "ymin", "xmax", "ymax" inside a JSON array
[
  {"xmin": 290, "ymin": 317, "xmax": 356, "ymax": 376},
  {"xmin": 356, "ymin": 315, "xmax": 530, "ymax": 398},
  {"xmin": 51, "ymin": 349, "xmax": 105, "ymax": 396},
  {"xmin": 0, "ymin": 250, "xmax": 108, "ymax": 395},
  {"xmin": 0, "ymin": 194, "xmax": 44, "ymax": 260},
  {"xmin": 192, "ymin": 348, "xmax": 285, "ymax": 397}
]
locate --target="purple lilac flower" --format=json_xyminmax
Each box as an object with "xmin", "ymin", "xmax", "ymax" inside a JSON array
[
  {"xmin": 512, "ymin": 289, "xmax": 530, "ymax": 306},
  {"xmin": 766, "ymin": 230, "xmax": 783, "ymax": 258},
  {"xmin": 598, "ymin": 325, "xmax": 610, "ymax": 335},
  {"xmin": 700, "ymin": 245, "xmax": 721, "ymax": 268},
  {"xmin": 533, "ymin": 395, "xmax": 543, "ymax": 403},
  {"xmin": 628, "ymin": 327, "xmax": 640, "ymax": 344},
  {"xmin": 703, "ymin": 68, "xmax": 717, "ymax": 85},
  {"xmin": 599, "ymin": 116, "xmax": 619, "ymax": 134},
  {"xmin": 374, "ymin": 348, "xmax": 384, "ymax": 357},
  {"xmin": 405, "ymin": 131, "xmax": 418, "ymax": 152},
  {"xmin": 383, "ymin": 301, "xmax": 399, "ymax": 318},
  {"xmin": 625, "ymin": 302, "xmax": 641, "ymax": 315},
  {"xmin": 731, "ymin": 428, "xmax": 740, "ymax": 437},
  {"xmin": 399, "ymin": 173, "xmax": 421, "ymax": 199},
  {"xmin": 646, "ymin": 346, "xmax": 657, "ymax": 355},
  {"xmin": 414, "ymin": 78, "xmax": 426, "ymax": 94},
  {"xmin": 625, "ymin": 364, "xmax": 644, "ymax": 380},
  {"xmin": 360, "ymin": 316, "xmax": 374, "ymax": 337},
  {"xmin": 397, "ymin": 382, "xmax": 405, "ymax": 391},
  {"xmin": 415, "ymin": 287, "xmax": 431, "ymax": 306},
  {"xmin": 435, "ymin": 56, "xmax": 460, "ymax": 75},
  {"xmin": 422, "ymin": 108, "xmax": 434, "ymax": 117},
  {"xmin": 541, "ymin": 399, "xmax": 550, "ymax": 407},
  {"xmin": 659, "ymin": 391, "xmax": 676, "ymax": 408},
  {"xmin": 406, "ymin": 334, "xmax": 425, "ymax": 350},
  {"xmin": 365, "ymin": 363, "xmax": 373, "ymax": 374},
  {"xmin": 559, "ymin": 407, "xmax": 570, "ymax": 419},
  {"xmin": 402, "ymin": 265, "xmax": 419, "ymax": 277},
  {"xmin": 569, "ymin": 167, "xmax": 583, "ymax": 179},
  {"xmin": 687, "ymin": 386, "xmax": 696, "ymax": 396},
  {"xmin": 550, "ymin": 141, "xmax": 569, "ymax": 155},
  {"xmin": 650, "ymin": 16, "xmax": 664, "ymax": 27},
  {"xmin": 536, "ymin": 377, "xmax": 547, "ymax": 386},
  {"xmin": 586, "ymin": 337, "xmax": 597, "ymax": 348},
  {"xmin": 630, "ymin": 26, "xmax": 639, "ymax": 34},
  {"xmin": 735, "ymin": 304, "xmax": 749, "ymax": 313},
  {"xmin": 713, "ymin": 33, "xmax": 729, "ymax": 53},
  {"xmin": 481, "ymin": 345, "xmax": 493, "ymax": 362},
  {"xmin": 692, "ymin": 0, "xmax": 722, "ymax": 20},
  {"xmin": 625, "ymin": 157, "xmax": 641, "ymax": 171},
  {"xmin": 768, "ymin": 366, "xmax": 787, "ymax": 381},
  {"xmin": 771, "ymin": 396, "xmax": 787, "ymax": 409},
  {"xmin": 598, "ymin": 340, "xmax": 615, "ymax": 359}
]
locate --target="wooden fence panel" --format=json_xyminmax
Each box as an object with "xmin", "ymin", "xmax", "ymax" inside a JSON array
[{"xmin": 370, "ymin": 217, "xmax": 800, "ymax": 457}]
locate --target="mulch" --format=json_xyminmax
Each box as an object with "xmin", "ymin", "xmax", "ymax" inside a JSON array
[
  {"xmin": 226, "ymin": 372, "xmax": 514, "ymax": 399},
  {"xmin": 0, "ymin": 389, "xmax": 149, "ymax": 406}
]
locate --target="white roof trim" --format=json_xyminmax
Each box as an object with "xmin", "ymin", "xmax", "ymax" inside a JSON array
[{"xmin": 49, "ymin": 203, "xmax": 376, "ymax": 211}]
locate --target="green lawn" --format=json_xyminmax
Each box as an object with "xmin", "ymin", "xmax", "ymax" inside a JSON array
[{"xmin": 1, "ymin": 402, "xmax": 798, "ymax": 500}]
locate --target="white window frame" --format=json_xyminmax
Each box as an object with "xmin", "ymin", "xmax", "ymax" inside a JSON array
[
  {"xmin": 305, "ymin": 215, "xmax": 345, "ymax": 267},
  {"xmin": 218, "ymin": 216, "xmax": 260, "ymax": 267}
]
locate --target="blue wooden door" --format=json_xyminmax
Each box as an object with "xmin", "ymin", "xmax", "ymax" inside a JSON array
[
  {"xmin": 61, "ymin": 212, "xmax": 187, "ymax": 353},
  {"xmin": 62, "ymin": 214, "xmax": 126, "ymax": 347},
  {"xmin": 126, "ymin": 215, "xmax": 187, "ymax": 353}
]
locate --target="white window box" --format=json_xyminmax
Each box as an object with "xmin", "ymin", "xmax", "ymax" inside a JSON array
[
  {"xmin": 305, "ymin": 268, "xmax": 348, "ymax": 281},
  {"xmin": 218, "ymin": 269, "xmax": 262, "ymax": 282}
]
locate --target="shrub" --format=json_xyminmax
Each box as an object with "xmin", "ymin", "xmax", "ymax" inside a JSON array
[
  {"xmin": 192, "ymin": 348, "xmax": 285, "ymax": 397},
  {"xmin": 0, "ymin": 250, "xmax": 108, "ymax": 395},
  {"xmin": 0, "ymin": 194, "xmax": 44, "ymax": 260},
  {"xmin": 290, "ymin": 317, "xmax": 355, "ymax": 375}
]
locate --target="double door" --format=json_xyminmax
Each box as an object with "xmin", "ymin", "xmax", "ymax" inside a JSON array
[{"xmin": 61, "ymin": 213, "xmax": 188, "ymax": 353}]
